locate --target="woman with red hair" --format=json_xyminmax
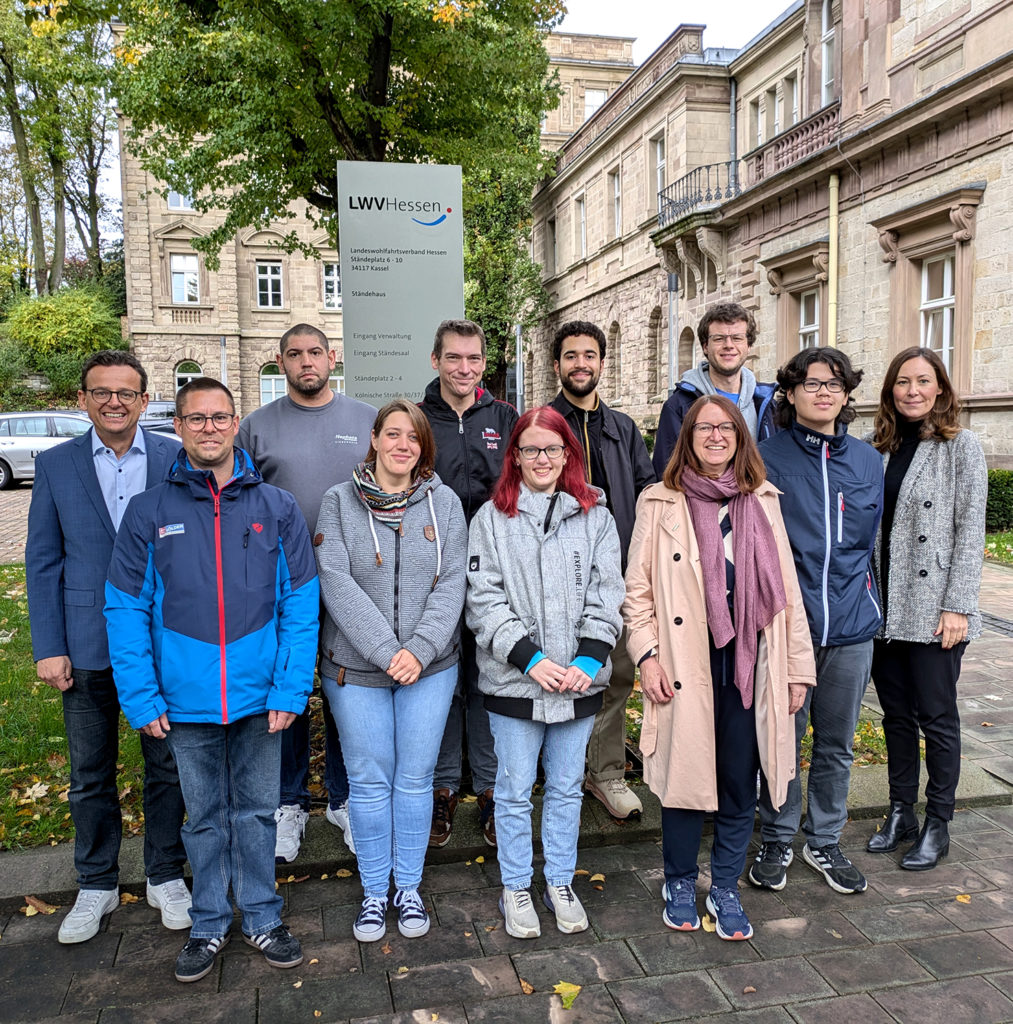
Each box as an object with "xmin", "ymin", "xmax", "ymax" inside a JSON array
[{"xmin": 466, "ymin": 406, "xmax": 623, "ymax": 940}]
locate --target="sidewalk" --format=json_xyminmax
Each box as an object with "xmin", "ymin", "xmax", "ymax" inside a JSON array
[{"xmin": 1, "ymin": 564, "xmax": 1012, "ymax": 1021}]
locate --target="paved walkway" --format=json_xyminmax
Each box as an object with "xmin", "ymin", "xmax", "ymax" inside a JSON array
[{"xmin": 3, "ymin": 491, "xmax": 1013, "ymax": 1021}]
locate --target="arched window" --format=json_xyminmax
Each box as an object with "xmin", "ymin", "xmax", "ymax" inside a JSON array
[
  {"xmin": 678, "ymin": 326, "xmax": 696, "ymax": 376},
  {"xmin": 606, "ymin": 322, "xmax": 622, "ymax": 405},
  {"xmin": 647, "ymin": 306, "xmax": 663, "ymax": 396},
  {"xmin": 260, "ymin": 363, "xmax": 286, "ymax": 406},
  {"xmin": 174, "ymin": 360, "xmax": 202, "ymax": 391}
]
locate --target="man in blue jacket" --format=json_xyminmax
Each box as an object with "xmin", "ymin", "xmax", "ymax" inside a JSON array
[
  {"xmin": 105, "ymin": 378, "xmax": 320, "ymax": 983},
  {"xmin": 751, "ymin": 348, "xmax": 883, "ymax": 895},
  {"xmin": 26, "ymin": 350, "xmax": 188, "ymax": 944}
]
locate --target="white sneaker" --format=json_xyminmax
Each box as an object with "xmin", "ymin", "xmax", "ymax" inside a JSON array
[
  {"xmin": 274, "ymin": 804, "xmax": 309, "ymax": 863},
  {"xmin": 147, "ymin": 878, "xmax": 193, "ymax": 930},
  {"xmin": 543, "ymin": 883, "xmax": 589, "ymax": 933},
  {"xmin": 585, "ymin": 777, "xmax": 644, "ymax": 820},
  {"xmin": 498, "ymin": 887, "xmax": 541, "ymax": 939},
  {"xmin": 325, "ymin": 800, "xmax": 356, "ymax": 855},
  {"xmin": 58, "ymin": 888, "xmax": 119, "ymax": 944}
]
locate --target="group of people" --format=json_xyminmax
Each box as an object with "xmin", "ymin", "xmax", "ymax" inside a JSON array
[{"xmin": 25, "ymin": 302, "xmax": 985, "ymax": 981}]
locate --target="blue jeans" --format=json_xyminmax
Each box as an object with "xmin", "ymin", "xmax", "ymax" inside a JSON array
[
  {"xmin": 325, "ymin": 666, "xmax": 457, "ymax": 897},
  {"xmin": 166, "ymin": 714, "xmax": 283, "ymax": 939},
  {"xmin": 758, "ymin": 640, "xmax": 872, "ymax": 847},
  {"xmin": 433, "ymin": 626, "xmax": 497, "ymax": 794},
  {"xmin": 488, "ymin": 712, "xmax": 595, "ymax": 890},
  {"xmin": 280, "ymin": 687, "xmax": 349, "ymax": 810},
  {"xmin": 65, "ymin": 666, "xmax": 186, "ymax": 890}
]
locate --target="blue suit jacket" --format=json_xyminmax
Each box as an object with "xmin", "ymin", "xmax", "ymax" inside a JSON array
[{"xmin": 26, "ymin": 428, "xmax": 181, "ymax": 671}]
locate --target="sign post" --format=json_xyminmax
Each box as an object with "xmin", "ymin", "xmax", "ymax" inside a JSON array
[{"xmin": 337, "ymin": 161, "xmax": 464, "ymax": 406}]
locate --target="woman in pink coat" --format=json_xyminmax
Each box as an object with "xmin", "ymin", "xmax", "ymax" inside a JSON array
[{"xmin": 624, "ymin": 396, "xmax": 815, "ymax": 942}]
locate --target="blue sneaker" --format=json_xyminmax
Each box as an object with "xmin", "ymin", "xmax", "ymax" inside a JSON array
[
  {"xmin": 662, "ymin": 879, "xmax": 700, "ymax": 931},
  {"xmin": 705, "ymin": 886, "xmax": 753, "ymax": 941}
]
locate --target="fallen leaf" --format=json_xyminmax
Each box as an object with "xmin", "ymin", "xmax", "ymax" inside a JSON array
[
  {"xmin": 288, "ymin": 874, "xmax": 310, "ymax": 884},
  {"xmin": 431, "ymin": 1015, "xmax": 439, "ymax": 1022},
  {"xmin": 335, "ymin": 868, "xmax": 353, "ymax": 878},
  {"xmin": 553, "ymin": 981, "xmax": 581, "ymax": 1009},
  {"xmin": 459, "ymin": 794, "xmax": 478, "ymax": 804},
  {"xmin": 309, "ymin": 958, "xmax": 319, "ymax": 965},
  {"xmin": 23, "ymin": 782, "xmax": 49, "ymax": 800},
  {"xmin": 397, "ymin": 966, "xmax": 409, "ymax": 974},
  {"xmin": 24, "ymin": 896, "xmax": 57, "ymax": 915},
  {"xmin": 702, "ymin": 914, "xmax": 716, "ymax": 933},
  {"xmin": 465, "ymin": 860, "xmax": 472, "ymax": 866},
  {"xmin": 21, "ymin": 905, "xmax": 38, "ymax": 917},
  {"xmin": 827, "ymin": 928, "xmax": 842, "ymax": 939},
  {"xmin": 293, "ymin": 980, "xmax": 303, "ymax": 989},
  {"xmin": 485, "ymin": 924, "xmax": 498, "ymax": 932},
  {"xmin": 314, "ymin": 1012, "xmax": 322, "ymax": 1018},
  {"xmin": 381, "ymin": 941, "xmax": 393, "ymax": 955},
  {"xmin": 743, "ymin": 986, "xmax": 756, "ymax": 994},
  {"xmin": 475, "ymin": 855, "xmax": 485, "ymax": 864},
  {"xmin": 981, "ymin": 722, "xmax": 995, "ymax": 727},
  {"xmin": 320, "ymin": 873, "xmax": 329, "ymax": 880},
  {"xmin": 574, "ymin": 869, "xmax": 590, "ymax": 877},
  {"xmin": 520, "ymin": 978, "xmax": 535, "ymax": 994},
  {"xmin": 956, "ymin": 894, "xmax": 971, "ymax": 904},
  {"xmin": 120, "ymin": 892, "xmax": 140, "ymax": 904},
  {"xmin": 590, "ymin": 871, "xmax": 605, "ymax": 891},
  {"xmin": 464, "ymin": 930, "xmax": 473, "ymax": 937}
]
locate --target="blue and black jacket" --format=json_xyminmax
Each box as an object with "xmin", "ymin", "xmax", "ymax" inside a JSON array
[
  {"xmin": 105, "ymin": 447, "xmax": 320, "ymax": 730},
  {"xmin": 760, "ymin": 421, "xmax": 883, "ymax": 648}
]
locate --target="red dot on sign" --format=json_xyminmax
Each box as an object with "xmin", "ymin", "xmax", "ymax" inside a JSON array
[{"xmin": 447, "ymin": 208, "xmax": 452, "ymax": 213}]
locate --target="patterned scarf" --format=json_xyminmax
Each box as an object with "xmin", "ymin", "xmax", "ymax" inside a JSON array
[
  {"xmin": 351, "ymin": 461, "xmax": 423, "ymax": 526},
  {"xmin": 681, "ymin": 467, "xmax": 786, "ymax": 709}
]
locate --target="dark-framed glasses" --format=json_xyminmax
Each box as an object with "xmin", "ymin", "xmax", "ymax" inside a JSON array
[
  {"xmin": 518, "ymin": 444, "xmax": 565, "ymax": 461},
  {"xmin": 800, "ymin": 378, "xmax": 846, "ymax": 393},
  {"xmin": 180, "ymin": 412, "xmax": 235, "ymax": 430},
  {"xmin": 86, "ymin": 388, "xmax": 141, "ymax": 404},
  {"xmin": 692, "ymin": 421, "xmax": 736, "ymax": 437}
]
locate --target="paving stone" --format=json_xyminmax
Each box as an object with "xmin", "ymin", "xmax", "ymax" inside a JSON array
[
  {"xmin": 873, "ymin": 974, "xmax": 1013, "ymax": 1023},
  {"xmin": 285, "ymin": 904, "xmax": 326, "ymax": 941},
  {"xmin": 575, "ymin": 841, "xmax": 664, "ymax": 873},
  {"xmin": 112, "ymin": 922, "xmax": 181, "ymax": 968},
  {"xmin": 789, "ymin": 991, "xmax": 897, "ymax": 1023},
  {"xmin": 686, "ymin": 1010, "xmax": 793, "ymax": 1024},
  {"xmin": 465, "ymin": 985, "xmax": 623, "ymax": 1023},
  {"xmin": 62, "ymin": 963, "xmax": 212, "ymax": 1013},
  {"xmin": 952, "ymin": 830, "xmax": 1013, "ymax": 859},
  {"xmin": 587, "ymin": 897, "xmax": 671, "ymax": 940},
  {"xmin": 844, "ymin": 900, "xmax": 959, "ymax": 942},
  {"xmin": 865, "ymin": 861, "xmax": 995, "ymax": 902},
  {"xmin": 19, "ymin": 1014, "xmax": 98, "ymax": 1024},
  {"xmin": 388, "ymin": 953, "xmax": 518, "ymax": 1012},
  {"xmin": 988, "ymin": 970, "xmax": 1013, "ymax": 1000},
  {"xmin": 902, "ymin": 930, "xmax": 1013, "ymax": 978},
  {"xmin": 0, "ymin": 978, "xmax": 71, "ymax": 1022},
  {"xmin": 806, "ymin": 942, "xmax": 933, "ymax": 993},
  {"xmin": 359, "ymin": 920, "xmax": 482, "ymax": 970},
  {"xmin": 99, "ymin": 990, "xmax": 258, "ymax": 1024},
  {"xmin": 421, "ymin": 858, "xmax": 498, "ymax": 893},
  {"xmin": 220, "ymin": 936, "xmax": 361, "ymax": 990},
  {"xmin": 607, "ymin": 971, "xmax": 731, "ymax": 1022},
  {"xmin": 511, "ymin": 939, "xmax": 644, "ymax": 991},
  {"xmin": 976, "ymin": 806, "xmax": 1013, "ymax": 829},
  {"xmin": 934, "ymin": 889, "xmax": 1013, "ymax": 931},
  {"xmin": 475, "ymin": 912, "xmax": 599, "ymax": 954},
  {"xmin": 991, "ymin": 926, "xmax": 1013, "ymax": 951},
  {"xmin": 0, "ymin": 930, "xmax": 120, "ymax": 982},
  {"xmin": 766, "ymin": 875, "xmax": 892, "ymax": 916},
  {"xmin": 0, "ymin": 909, "xmax": 66, "ymax": 946},
  {"xmin": 747, "ymin": 911, "xmax": 870, "ymax": 959},
  {"xmin": 948, "ymin": 808, "xmax": 1012, "ymax": 834},
  {"xmin": 352, "ymin": 1004, "xmax": 468, "ymax": 1024},
  {"xmin": 431, "ymin": 887, "xmax": 507, "ymax": 926},
  {"xmin": 257, "ymin": 971, "xmax": 392, "ymax": 1022},
  {"xmin": 627, "ymin": 928, "xmax": 760, "ymax": 975},
  {"xmin": 569, "ymin": 867, "xmax": 654, "ymax": 906},
  {"xmin": 709, "ymin": 956, "xmax": 835, "ymax": 1009},
  {"xmin": 280, "ymin": 874, "xmax": 361, "ymax": 914}
]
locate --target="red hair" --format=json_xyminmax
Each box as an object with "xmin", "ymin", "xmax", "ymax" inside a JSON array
[{"xmin": 491, "ymin": 406, "xmax": 599, "ymax": 517}]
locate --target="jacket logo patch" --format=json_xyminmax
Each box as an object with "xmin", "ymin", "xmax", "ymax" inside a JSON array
[
  {"xmin": 573, "ymin": 550, "xmax": 583, "ymax": 590},
  {"xmin": 158, "ymin": 523, "xmax": 185, "ymax": 538},
  {"xmin": 469, "ymin": 555, "xmax": 480, "ymax": 571},
  {"xmin": 424, "ymin": 525, "xmax": 436, "ymax": 542},
  {"xmin": 482, "ymin": 427, "xmax": 501, "ymax": 451},
  {"xmin": 251, "ymin": 522, "xmax": 263, "ymax": 533}
]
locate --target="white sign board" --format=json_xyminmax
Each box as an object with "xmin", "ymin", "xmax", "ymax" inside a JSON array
[{"xmin": 337, "ymin": 161, "xmax": 464, "ymax": 406}]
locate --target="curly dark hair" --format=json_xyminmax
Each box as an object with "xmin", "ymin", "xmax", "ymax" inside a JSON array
[
  {"xmin": 552, "ymin": 320, "xmax": 606, "ymax": 363},
  {"xmin": 696, "ymin": 303, "xmax": 757, "ymax": 349},
  {"xmin": 774, "ymin": 347, "xmax": 863, "ymax": 429}
]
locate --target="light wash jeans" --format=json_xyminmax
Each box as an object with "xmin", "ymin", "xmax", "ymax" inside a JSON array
[
  {"xmin": 758, "ymin": 640, "xmax": 873, "ymax": 848},
  {"xmin": 166, "ymin": 713, "xmax": 282, "ymax": 939},
  {"xmin": 324, "ymin": 666, "xmax": 457, "ymax": 897},
  {"xmin": 488, "ymin": 711, "xmax": 595, "ymax": 890}
]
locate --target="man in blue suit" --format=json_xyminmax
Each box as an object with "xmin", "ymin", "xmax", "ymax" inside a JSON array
[{"xmin": 26, "ymin": 350, "xmax": 189, "ymax": 944}]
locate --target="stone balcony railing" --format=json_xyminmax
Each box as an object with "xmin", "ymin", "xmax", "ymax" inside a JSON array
[{"xmin": 743, "ymin": 100, "xmax": 840, "ymax": 186}]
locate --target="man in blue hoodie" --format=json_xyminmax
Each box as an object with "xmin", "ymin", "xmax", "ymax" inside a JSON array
[
  {"xmin": 106, "ymin": 378, "xmax": 320, "ymax": 983},
  {"xmin": 751, "ymin": 348, "xmax": 883, "ymax": 895}
]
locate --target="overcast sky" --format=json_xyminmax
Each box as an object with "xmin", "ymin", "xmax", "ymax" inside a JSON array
[{"xmin": 557, "ymin": 0, "xmax": 798, "ymax": 64}]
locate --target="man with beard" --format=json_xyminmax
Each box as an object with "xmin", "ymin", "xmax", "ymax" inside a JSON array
[
  {"xmin": 239, "ymin": 324, "xmax": 375, "ymax": 863},
  {"xmin": 548, "ymin": 320, "xmax": 655, "ymax": 821}
]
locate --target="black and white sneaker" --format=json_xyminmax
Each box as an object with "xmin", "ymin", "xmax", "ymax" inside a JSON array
[
  {"xmin": 174, "ymin": 933, "xmax": 229, "ymax": 983},
  {"xmin": 748, "ymin": 841, "xmax": 794, "ymax": 891},
  {"xmin": 393, "ymin": 888, "xmax": 431, "ymax": 938},
  {"xmin": 802, "ymin": 842, "xmax": 868, "ymax": 894},
  {"xmin": 243, "ymin": 924, "xmax": 303, "ymax": 967}
]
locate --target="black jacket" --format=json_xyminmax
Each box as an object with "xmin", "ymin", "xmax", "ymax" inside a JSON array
[
  {"xmin": 549, "ymin": 392, "xmax": 656, "ymax": 568},
  {"xmin": 420, "ymin": 378, "xmax": 518, "ymax": 524}
]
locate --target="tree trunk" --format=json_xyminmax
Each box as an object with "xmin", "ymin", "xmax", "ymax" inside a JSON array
[{"xmin": 47, "ymin": 148, "xmax": 66, "ymax": 293}]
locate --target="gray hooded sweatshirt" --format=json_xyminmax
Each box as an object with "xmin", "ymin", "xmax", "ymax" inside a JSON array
[
  {"xmin": 465, "ymin": 485, "xmax": 624, "ymax": 723},
  {"xmin": 682, "ymin": 360, "xmax": 760, "ymax": 437}
]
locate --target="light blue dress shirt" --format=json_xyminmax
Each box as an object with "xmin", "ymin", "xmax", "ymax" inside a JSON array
[{"xmin": 91, "ymin": 425, "xmax": 148, "ymax": 530}]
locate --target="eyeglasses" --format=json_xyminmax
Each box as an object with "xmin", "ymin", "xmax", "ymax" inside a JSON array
[
  {"xmin": 180, "ymin": 412, "xmax": 235, "ymax": 430},
  {"xmin": 86, "ymin": 388, "xmax": 141, "ymax": 404},
  {"xmin": 706, "ymin": 334, "xmax": 749, "ymax": 345},
  {"xmin": 517, "ymin": 444, "xmax": 565, "ymax": 461},
  {"xmin": 800, "ymin": 378, "xmax": 846, "ymax": 394},
  {"xmin": 692, "ymin": 421, "xmax": 736, "ymax": 437}
]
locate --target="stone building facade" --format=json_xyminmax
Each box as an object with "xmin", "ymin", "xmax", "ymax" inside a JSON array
[{"xmin": 527, "ymin": 0, "xmax": 1013, "ymax": 467}]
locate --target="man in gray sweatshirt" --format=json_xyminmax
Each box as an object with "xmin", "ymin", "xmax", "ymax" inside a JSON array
[{"xmin": 239, "ymin": 323, "xmax": 376, "ymax": 864}]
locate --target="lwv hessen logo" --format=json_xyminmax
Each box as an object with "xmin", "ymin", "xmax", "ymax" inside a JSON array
[{"xmin": 347, "ymin": 193, "xmax": 451, "ymax": 226}]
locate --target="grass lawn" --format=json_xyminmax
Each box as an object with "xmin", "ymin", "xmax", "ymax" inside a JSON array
[{"xmin": 985, "ymin": 531, "xmax": 1013, "ymax": 564}]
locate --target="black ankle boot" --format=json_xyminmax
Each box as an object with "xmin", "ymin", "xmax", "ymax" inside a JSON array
[
  {"xmin": 867, "ymin": 801, "xmax": 919, "ymax": 853},
  {"xmin": 900, "ymin": 815, "xmax": 949, "ymax": 870}
]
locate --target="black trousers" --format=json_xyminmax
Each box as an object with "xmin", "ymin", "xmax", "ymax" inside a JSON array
[{"xmin": 871, "ymin": 638, "xmax": 965, "ymax": 821}]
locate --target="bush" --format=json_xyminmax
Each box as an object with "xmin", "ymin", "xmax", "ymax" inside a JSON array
[
  {"xmin": 4, "ymin": 286, "xmax": 122, "ymax": 357},
  {"xmin": 986, "ymin": 470, "xmax": 1013, "ymax": 532}
]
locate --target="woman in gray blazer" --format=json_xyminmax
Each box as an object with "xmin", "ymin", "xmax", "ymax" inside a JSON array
[{"xmin": 866, "ymin": 347, "xmax": 986, "ymax": 870}]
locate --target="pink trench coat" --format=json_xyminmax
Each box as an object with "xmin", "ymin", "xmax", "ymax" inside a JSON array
[{"xmin": 622, "ymin": 481, "xmax": 816, "ymax": 812}]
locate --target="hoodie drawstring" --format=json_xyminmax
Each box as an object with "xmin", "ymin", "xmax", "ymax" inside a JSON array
[{"xmin": 427, "ymin": 489, "xmax": 441, "ymax": 589}]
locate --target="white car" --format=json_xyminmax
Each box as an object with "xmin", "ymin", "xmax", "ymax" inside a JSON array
[{"xmin": 0, "ymin": 411, "xmax": 91, "ymax": 489}]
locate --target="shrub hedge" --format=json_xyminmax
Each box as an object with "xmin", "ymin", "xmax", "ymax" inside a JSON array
[{"xmin": 987, "ymin": 469, "xmax": 1013, "ymax": 532}]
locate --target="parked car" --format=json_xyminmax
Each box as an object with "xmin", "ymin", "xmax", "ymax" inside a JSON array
[
  {"xmin": 0, "ymin": 411, "xmax": 91, "ymax": 489},
  {"xmin": 139, "ymin": 399, "xmax": 179, "ymax": 434}
]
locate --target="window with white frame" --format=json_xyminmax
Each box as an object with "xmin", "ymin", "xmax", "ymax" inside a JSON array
[
  {"xmin": 167, "ymin": 189, "xmax": 194, "ymax": 211},
  {"xmin": 799, "ymin": 289, "xmax": 820, "ymax": 349},
  {"xmin": 323, "ymin": 261, "xmax": 341, "ymax": 309},
  {"xmin": 546, "ymin": 217, "xmax": 557, "ymax": 275},
  {"xmin": 785, "ymin": 73, "xmax": 799, "ymax": 125},
  {"xmin": 608, "ymin": 168, "xmax": 621, "ymax": 238},
  {"xmin": 260, "ymin": 363, "xmax": 286, "ymax": 405},
  {"xmin": 750, "ymin": 97, "xmax": 763, "ymax": 148},
  {"xmin": 920, "ymin": 253, "xmax": 955, "ymax": 374},
  {"xmin": 174, "ymin": 360, "xmax": 202, "ymax": 391},
  {"xmin": 574, "ymin": 195, "xmax": 587, "ymax": 258},
  {"xmin": 584, "ymin": 88, "xmax": 608, "ymax": 120},
  {"xmin": 170, "ymin": 253, "xmax": 199, "ymax": 304},
  {"xmin": 256, "ymin": 261, "xmax": 284, "ymax": 308},
  {"xmin": 821, "ymin": 0, "xmax": 835, "ymax": 106},
  {"xmin": 651, "ymin": 135, "xmax": 666, "ymax": 210},
  {"xmin": 768, "ymin": 87, "xmax": 780, "ymax": 137}
]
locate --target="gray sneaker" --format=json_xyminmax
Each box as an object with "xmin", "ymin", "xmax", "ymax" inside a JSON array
[
  {"xmin": 542, "ymin": 883, "xmax": 588, "ymax": 933},
  {"xmin": 498, "ymin": 887, "xmax": 541, "ymax": 939},
  {"xmin": 58, "ymin": 888, "xmax": 119, "ymax": 944}
]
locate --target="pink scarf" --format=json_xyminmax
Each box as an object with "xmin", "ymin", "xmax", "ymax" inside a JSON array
[{"xmin": 681, "ymin": 468, "xmax": 786, "ymax": 709}]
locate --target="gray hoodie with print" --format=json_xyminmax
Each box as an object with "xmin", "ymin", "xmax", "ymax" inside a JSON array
[{"xmin": 465, "ymin": 486, "xmax": 624, "ymax": 723}]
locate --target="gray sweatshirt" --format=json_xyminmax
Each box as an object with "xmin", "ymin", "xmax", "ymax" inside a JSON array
[
  {"xmin": 316, "ymin": 472, "xmax": 467, "ymax": 687},
  {"xmin": 465, "ymin": 486, "xmax": 624, "ymax": 723}
]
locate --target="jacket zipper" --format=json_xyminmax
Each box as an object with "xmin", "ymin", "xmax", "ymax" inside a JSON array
[
  {"xmin": 208, "ymin": 480, "xmax": 228, "ymax": 724},
  {"xmin": 837, "ymin": 491, "xmax": 844, "ymax": 544},
  {"xmin": 819, "ymin": 441, "xmax": 831, "ymax": 646},
  {"xmin": 393, "ymin": 526, "xmax": 401, "ymax": 638},
  {"xmin": 458, "ymin": 413, "xmax": 473, "ymax": 517},
  {"xmin": 581, "ymin": 410, "xmax": 592, "ymax": 481},
  {"xmin": 865, "ymin": 571, "xmax": 882, "ymax": 619}
]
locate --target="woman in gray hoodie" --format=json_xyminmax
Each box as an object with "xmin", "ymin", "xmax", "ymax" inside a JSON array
[
  {"xmin": 466, "ymin": 406, "xmax": 623, "ymax": 940},
  {"xmin": 315, "ymin": 399, "xmax": 467, "ymax": 944}
]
